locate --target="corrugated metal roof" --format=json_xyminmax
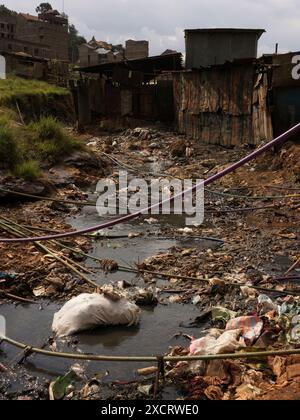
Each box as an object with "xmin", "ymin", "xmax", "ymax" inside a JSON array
[{"xmin": 185, "ymin": 28, "xmax": 265, "ymax": 36}]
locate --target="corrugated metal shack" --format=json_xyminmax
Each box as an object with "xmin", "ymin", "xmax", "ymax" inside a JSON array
[
  {"xmin": 173, "ymin": 63, "xmax": 274, "ymax": 147},
  {"xmin": 76, "ymin": 53, "xmax": 182, "ymax": 126},
  {"xmin": 174, "ymin": 28, "xmax": 274, "ymax": 147}
]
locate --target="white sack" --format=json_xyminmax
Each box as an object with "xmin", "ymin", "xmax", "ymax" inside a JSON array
[{"xmin": 52, "ymin": 293, "xmax": 141, "ymax": 337}]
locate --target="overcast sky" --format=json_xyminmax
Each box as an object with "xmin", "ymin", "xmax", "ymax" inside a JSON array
[{"xmin": 6, "ymin": 0, "xmax": 300, "ymax": 55}]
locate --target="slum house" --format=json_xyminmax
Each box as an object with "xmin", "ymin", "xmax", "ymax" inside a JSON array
[
  {"xmin": 174, "ymin": 28, "xmax": 270, "ymax": 147},
  {"xmin": 75, "ymin": 52, "xmax": 183, "ymax": 126},
  {"xmin": 78, "ymin": 38, "xmax": 149, "ymax": 67},
  {"xmin": 78, "ymin": 38, "xmax": 125, "ymax": 67}
]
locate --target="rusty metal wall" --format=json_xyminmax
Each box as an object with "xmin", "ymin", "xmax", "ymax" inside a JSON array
[
  {"xmin": 173, "ymin": 63, "xmax": 261, "ymax": 146},
  {"xmin": 86, "ymin": 79, "xmax": 173, "ymax": 121}
]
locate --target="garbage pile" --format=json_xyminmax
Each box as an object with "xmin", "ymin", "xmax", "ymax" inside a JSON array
[{"xmin": 167, "ymin": 294, "xmax": 300, "ymax": 400}]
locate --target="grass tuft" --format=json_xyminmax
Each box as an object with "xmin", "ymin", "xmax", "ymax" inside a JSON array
[
  {"xmin": 31, "ymin": 116, "xmax": 83, "ymax": 163},
  {"xmin": 0, "ymin": 121, "xmax": 22, "ymax": 169},
  {"xmin": 15, "ymin": 160, "xmax": 42, "ymax": 181}
]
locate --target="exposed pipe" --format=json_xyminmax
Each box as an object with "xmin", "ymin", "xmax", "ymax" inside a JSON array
[
  {"xmin": 1, "ymin": 122, "xmax": 300, "ymax": 243},
  {"xmin": 2, "ymin": 335, "xmax": 300, "ymax": 363}
]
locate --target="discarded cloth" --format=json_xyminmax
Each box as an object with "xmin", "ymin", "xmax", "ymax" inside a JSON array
[
  {"xmin": 226, "ymin": 316, "xmax": 263, "ymax": 346},
  {"xmin": 189, "ymin": 329, "xmax": 242, "ymax": 356},
  {"xmin": 52, "ymin": 293, "xmax": 141, "ymax": 337}
]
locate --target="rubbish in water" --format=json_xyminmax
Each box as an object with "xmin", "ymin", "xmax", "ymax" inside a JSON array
[
  {"xmin": 137, "ymin": 367, "xmax": 158, "ymax": 376},
  {"xmin": 134, "ymin": 289, "xmax": 158, "ymax": 306},
  {"xmin": 49, "ymin": 370, "xmax": 79, "ymax": 400},
  {"xmin": 52, "ymin": 293, "xmax": 141, "ymax": 337}
]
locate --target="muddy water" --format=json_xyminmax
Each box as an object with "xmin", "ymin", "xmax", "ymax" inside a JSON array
[
  {"xmin": 0, "ymin": 197, "xmax": 218, "ymax": 395},
  {"xmin": 0, "ymin": 303, "xmax": 202, "ymax": 383}
]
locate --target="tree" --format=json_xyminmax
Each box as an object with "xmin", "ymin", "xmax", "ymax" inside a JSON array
[
  {"xmin": 0, "ymin": 4, "xmax": 17, "ymax": 16},
  {"xmin": 68, "ymin": 24, "xmax": 86, "ymax": 63},
  {"xmin": 35, "ymin": 3, "xmax": 52, "ymax": 14}
]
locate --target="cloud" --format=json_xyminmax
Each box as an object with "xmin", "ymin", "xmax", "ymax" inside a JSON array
[{"xmin": 5, "ymin": 0, "xmax": 300, "ymax": 55}]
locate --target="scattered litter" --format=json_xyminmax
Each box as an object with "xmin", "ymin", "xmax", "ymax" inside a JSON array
[
  {"xmin": 138, "ymin": 384, "xmax": 153, "ymax": 396},
  {"xmin": 137, "ymin": 367, "xmax": 158, "ymax": 376},
  {"xmin": 144, "ymin": 218, "xmax": 158, "ymax": 225},
  {"xmin": 134, "ymin": 289, "xmax": 158, "ymax": 306},
  {"xmin": 211, "ymin": 307, "xmax": 237, "ymax": 327},
  {"xmin": 49, "ymin": 370, "xmax": 79, "ymax": 400}
]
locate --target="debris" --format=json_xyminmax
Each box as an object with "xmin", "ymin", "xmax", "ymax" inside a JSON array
[
  {"xmin": 192, "ymin": 295, "xmax": 201, "ymax": 305},
  {"xmin": 137, "ymin": 367, "xmax": 158, "ymax": 376},
  {"xmin": 235, "ymin": 384, "xmax": 262, "ymax": 400},
  {"xmin": 189, "ymin": 329, "xmax": 242, "ymax": 356},
  {"xmin": 138, "ymin": 384, "xmax": 153, "ymax": 396},
  {"xmin": 144, "ymin": 218, "xmax": 158, "ymax": 225},
  {"xmin": 52, "ymin": 293, "xmax": 141, "ymax": 337},
  {"xmin": 240, "ymin": 286, "xmax": 258, "ymax": 299},
  {"xmin": 134, "ymin": 289, "xmax": 158, "ymax": 306},
  {"xmin": 0, "ymin": 272, "xmax": 16, "ymax": 280},
  {"xmin": 286, "ymin": 364, "xmax": 300, "ymax": 381},
  {"xmin": 211, "ymin": 307, "xmax": 237, "ymax": 327},
  {"xmin": 80, "ymin": 380, "xmax": 101, "ymax": 399},
  {"xmin": 32, "ymin": 286, "xmax": 47, "ymax": 297},
  {"xmin": 258, "ymin": 295, "xmax": 279, "ymax": 315},
  {"xmin": 178, "ymin": 227, "xmax": 193, "ymax": 235},
  {"xmin": 101, "ymin": 259, "xmax": 119, "ymax": 273},
  {"xmin": 226, "ymin": 316, "xmax": 263, "ymax": 346},
  {"xmin": 49, "ymin": 370, "xmax": 79, "ymax": 400}
]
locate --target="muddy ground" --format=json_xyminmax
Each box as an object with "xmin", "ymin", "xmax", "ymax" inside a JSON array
[{"xmin": 0, "ymin": 122, "xmax": 300, "ymax": 400}]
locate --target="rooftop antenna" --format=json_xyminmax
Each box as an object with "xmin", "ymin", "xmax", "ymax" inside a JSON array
[{"xmin": 62, "ymin": 0, "xmax": 65, "ymax": 13}]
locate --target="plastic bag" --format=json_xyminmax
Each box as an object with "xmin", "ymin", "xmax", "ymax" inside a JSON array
[{"xmin": 52, "ymin": 293, "xmax": 141, "ymax": 337}]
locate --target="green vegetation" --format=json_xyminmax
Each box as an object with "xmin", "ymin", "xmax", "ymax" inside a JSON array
[
  {"xmin": 0, "ymin": 77, "xmax": 82, "ymax": 181},
  {"xmin": 35, "ymin": 2, "xmax": 52, "ymax": 14},
  {"xmin": 0, "ymin": 113, "xmax": 83, "ymax": 181},
  {"xmin": 31, "ymin": 116, "xmax": 82, "ymax": 163},
  {"xmin": 0, "ymin": 120, "xmax": 22, "ymax": 169},
  {"xmin": 0, "ymin": 77, "xmax": 69, "ymax": 108},
  {"xmin": 0, "ymin": 4, "xmax": 17, "ymax": 16},
  {"xmin": 15, "ymin": 160, "xmax": 42, "ymax": 181}
]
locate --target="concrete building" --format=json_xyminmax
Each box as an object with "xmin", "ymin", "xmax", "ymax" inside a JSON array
[
  {"xmin": 16, "ymin": 10, "xmax": 68, "ymax": 61},
  {"xmin": 0, "ymin": 9, "xmax": 68, "ymax": 62},
  {"xmin": 185, "ymin": 28, "xmax": 265, "ymax": 69},
  {"xmin": 125, "ymin": 40, "xmax": 149, "ymax": 60}
]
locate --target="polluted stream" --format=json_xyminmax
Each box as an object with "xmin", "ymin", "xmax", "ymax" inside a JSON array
[{"xmin": 0, "ymin": 195, "xmax": 221, "ymax": 396}]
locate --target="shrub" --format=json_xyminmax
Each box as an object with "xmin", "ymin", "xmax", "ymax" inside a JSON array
[
  {"xmin": 31, "ymin": 116, "xmax": 82, "ymax": 162},
  {"xmin": 0, "ymin": 122, "xmax": 21, "ymax": 169},
  {"xmin": 15, "ymin": 160, "xmax": 43, "ymax": 181}
]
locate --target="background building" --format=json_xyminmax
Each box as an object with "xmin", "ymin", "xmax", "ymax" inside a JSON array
[{"xmin": 0, "ymin": 9, "xmax": 68, "ymax": 61}]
